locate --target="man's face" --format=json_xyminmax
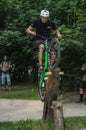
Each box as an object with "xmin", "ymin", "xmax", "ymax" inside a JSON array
[
  {"xmin": 4, "ymin": 56, "xmax": 7, "ymax": 61},
  {"xmin": 41, "ymin": 16, "xmax": 48, "ymax": 23}
]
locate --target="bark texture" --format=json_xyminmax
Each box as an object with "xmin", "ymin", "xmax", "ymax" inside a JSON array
[
  {"xmin": 52, "ymin": 101, "xmax": 64, "ymax": 130},
  {"xmin": 42, "ymin": 68, "xmax": 60, "ymax": 120}
]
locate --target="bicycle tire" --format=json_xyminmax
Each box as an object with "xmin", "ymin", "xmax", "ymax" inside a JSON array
[
  {"xmin": 49, "ymin": 38, "xmax": 60, "ymax": 69},
  {"xmin": 38, "ymin": 75, "xmax": 47, "ymax": 102}
]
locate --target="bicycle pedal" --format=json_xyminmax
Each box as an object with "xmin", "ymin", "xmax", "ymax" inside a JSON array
[{"xmin": 38, "ymin": 70, "xmax": 43, "ymax": 75}]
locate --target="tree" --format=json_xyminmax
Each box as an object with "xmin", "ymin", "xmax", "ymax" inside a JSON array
[{"xmin": 0, "ymin": 0, "xmax": 85, "ymax": 85}]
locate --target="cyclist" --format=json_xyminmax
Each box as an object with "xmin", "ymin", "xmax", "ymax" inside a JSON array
[{"xmin": 26, "ymin": 10, "xmax": 62, "ymax": 72}]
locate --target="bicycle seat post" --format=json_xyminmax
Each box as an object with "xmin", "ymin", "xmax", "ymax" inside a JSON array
[
  {"xmin": 45, "ymin": 39, "xmax": 47, "ymax": 45},
  {"xmin": 45, "ymin": 39, "xmax": 48, "ymax": 47}
]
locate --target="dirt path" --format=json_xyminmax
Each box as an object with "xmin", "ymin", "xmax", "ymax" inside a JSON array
[{"xmin": 0, "ymin": 99, "xmax": 86, "ymax": 122}]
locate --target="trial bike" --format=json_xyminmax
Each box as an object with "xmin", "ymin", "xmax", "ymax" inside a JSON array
[{"xmin": 37, "ymin": 35, "xmax": 60, "ymax": 102}]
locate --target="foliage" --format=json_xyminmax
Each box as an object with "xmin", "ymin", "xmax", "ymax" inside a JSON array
[{"xmin": 0, "ymin": 0, "xmax": 86, "ymax": 90}]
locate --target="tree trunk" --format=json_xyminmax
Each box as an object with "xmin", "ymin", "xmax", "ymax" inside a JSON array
[{"xmin": 42, "ymin": 68, "xmax": 60, "ymax": 121}]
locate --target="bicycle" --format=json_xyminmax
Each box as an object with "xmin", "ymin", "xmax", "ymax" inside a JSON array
[{"xmin": 37, "ymin": 34, "xmax": 60, "ymax": 102}]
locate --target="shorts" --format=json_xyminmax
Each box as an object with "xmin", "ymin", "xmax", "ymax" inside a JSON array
[
  {"xmin": 36, "ymin": 40, "xmax": 50, "ymax": 47},
  {"xmin": 80, "ymin": 81, "xmax": 86, "ymax": 89},
  {"xmin": 1, "ymin": 72, "xmax": 11, "ymax": 86}
]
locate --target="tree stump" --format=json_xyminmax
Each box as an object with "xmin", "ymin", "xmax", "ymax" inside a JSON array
[
  {"xmin": 42, "ymin": 68, "xmax": 60, "ymax": 121},
  {"xmin": 52, "ymin": 101, "xmax": 64, "ymax": 130}
]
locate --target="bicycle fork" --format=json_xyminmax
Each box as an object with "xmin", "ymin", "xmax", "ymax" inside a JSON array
[{"xmin": 39, "ymin": 44, "xmax": 49, "ymax": 89}]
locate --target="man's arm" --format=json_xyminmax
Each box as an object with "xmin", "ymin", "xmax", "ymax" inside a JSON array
[
  {"xmin": 54, "ymin": 29, "xmax": 62, "ymax": 39},
  {"xmin": 0, "ymin": 62, "xmax": 12, "ymax": 73},
  {"xmin": 26, "ymin": 25, "xmax": 36, "ymax": 36}
]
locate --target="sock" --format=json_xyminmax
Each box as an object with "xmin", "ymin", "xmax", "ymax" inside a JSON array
[
  {"xmin": 39, "ymin": 65, "xmax": 43, "ymax": 68},
  {"xmin": 80, "ymin": 94, "xmax": 83, "ymax": 101}
]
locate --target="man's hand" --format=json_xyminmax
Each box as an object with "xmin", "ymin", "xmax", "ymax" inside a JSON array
[
  {"xmin": 57, "ymin": 33, "xmax": 62, "ymax": 39},
  {"xmin": 26, "ymin": 25, "xmax": 36, "ymax": 36},
  {"xmin": 55, "ymin": 29, "xmax": 62, "ymax": 39},
  {"xmin": 31, "ymin": 31, "xmax": 36, "ymax": 36},
  {"xmin": 1, "ymin": 68, "xmax": 8, "ymax": 73}
]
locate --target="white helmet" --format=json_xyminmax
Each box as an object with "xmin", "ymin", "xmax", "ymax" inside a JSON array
[{"xmin": 40, "ymin": 10, "xmax": 49, "ymax": 17}]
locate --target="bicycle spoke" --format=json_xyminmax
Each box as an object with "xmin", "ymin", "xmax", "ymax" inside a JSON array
[
  {"xmin": 49, "ymin": 38, "xmax": 60, "ymax": 69},
  {"xmin": 38, "ymin": 73, "xmax": 48, "ymax": 102}
]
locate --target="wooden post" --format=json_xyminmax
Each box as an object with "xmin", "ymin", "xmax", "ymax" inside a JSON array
[
  {"xmin": 42, "ymin": 68, "xmax": 64, "ymax": 130},
  {"xmin": 42, "ymin": 68, "xmax": 60, "ymax": 121},
  {"xmin": 52, "ymin": 101, "xmax": 64, "ymax": 130}
]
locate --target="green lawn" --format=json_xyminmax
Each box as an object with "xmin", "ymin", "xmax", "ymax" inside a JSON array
[
  {"xmin": 0, "ymin": 117, "xmax": 86, "ymax": 130},
  {"xmin": 64, "ymin": 117, "xmax": 86, "ymax": 130},
  {"xmin": 0, "ymin": 84, "xmax": 86, "ymax": 130},
  {"xmin": 0, "ymin": 120, "xmax": 54, "ymax": 130},
  {"xmin": 0, "ymin": 83, "xmax": 39, "ymax": 100}
]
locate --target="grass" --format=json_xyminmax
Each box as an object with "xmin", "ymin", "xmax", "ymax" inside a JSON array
[
  {"xmin": 0, "ymin": 83, "xmax": 39, "ymax": 100},
  {"xmin": 0, "ymin": 117, "xmax": 86, "ymax": 130},
  {"xmin": 0, "ymin": 83, "xmax": 81, "ymax": 102},
  {"xmin": 0, "ymin": 120, "xmax": 54, "ymax": 130},
  {"xmin": 64, "ymin": 117, "xmax": 86, "ymax": 130},
  {"xmin": 0, "ymin": 84, "xmax": 86, "ymax": 129}
]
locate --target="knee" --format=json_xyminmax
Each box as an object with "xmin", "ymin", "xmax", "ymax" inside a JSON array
[
  {"xmin": 39, "ymin": 44, "xmax": 44, "ymax": 51},
  {"xmin": 79, "ymin": 88, "xmax": 84, "ymax": 93},
  {"xmin": 51, "ymin": 52, "xmax": 56, "ymax": 58},
  {"xmin": 52, "ymin": 54, "xmax": 56, "ymax": 58}
]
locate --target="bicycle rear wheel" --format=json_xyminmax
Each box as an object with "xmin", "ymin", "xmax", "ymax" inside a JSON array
[{"xmin": 49, "ymin": 38, "xmax": 60, "ymax": 69}]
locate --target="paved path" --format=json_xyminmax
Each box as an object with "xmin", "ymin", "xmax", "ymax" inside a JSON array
[{"xmin": 0, "ymin": 99, "xmax": 86, "ymax": 122}]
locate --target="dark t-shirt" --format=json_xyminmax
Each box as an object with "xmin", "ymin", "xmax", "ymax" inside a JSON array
[{"xmin": 31, "ymin": 18, "xmax": 57, "ymax": 40}]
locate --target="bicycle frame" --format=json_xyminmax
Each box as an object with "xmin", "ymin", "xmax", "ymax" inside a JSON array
[
  {"xmin": 39, "ymin": 39, "xmax": 49, "ymax": 89},
  {"xmin": 37, "ymin": 34, "xmax": 60, "ymax": 101}
]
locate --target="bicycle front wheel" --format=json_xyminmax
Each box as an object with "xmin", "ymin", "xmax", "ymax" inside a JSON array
[
  {"xmin": 38, "ymin": 79, "xmax": 46, "ymax": 102},
  {"xmin": 38, "ymin": 73, "xmax": 48, "ymax": 102},
  {"xmin": 49, "ymin": 38, "xmax": 60, "ymax": 69}
]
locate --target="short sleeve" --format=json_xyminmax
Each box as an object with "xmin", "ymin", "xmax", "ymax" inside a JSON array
[
  {"xmin": 51, "ymin": 21, "xmax": 57, "ymax": 31},
  {"xmin": 30, "ymin": 20, "xmax": 37, "ymax": 28}
]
